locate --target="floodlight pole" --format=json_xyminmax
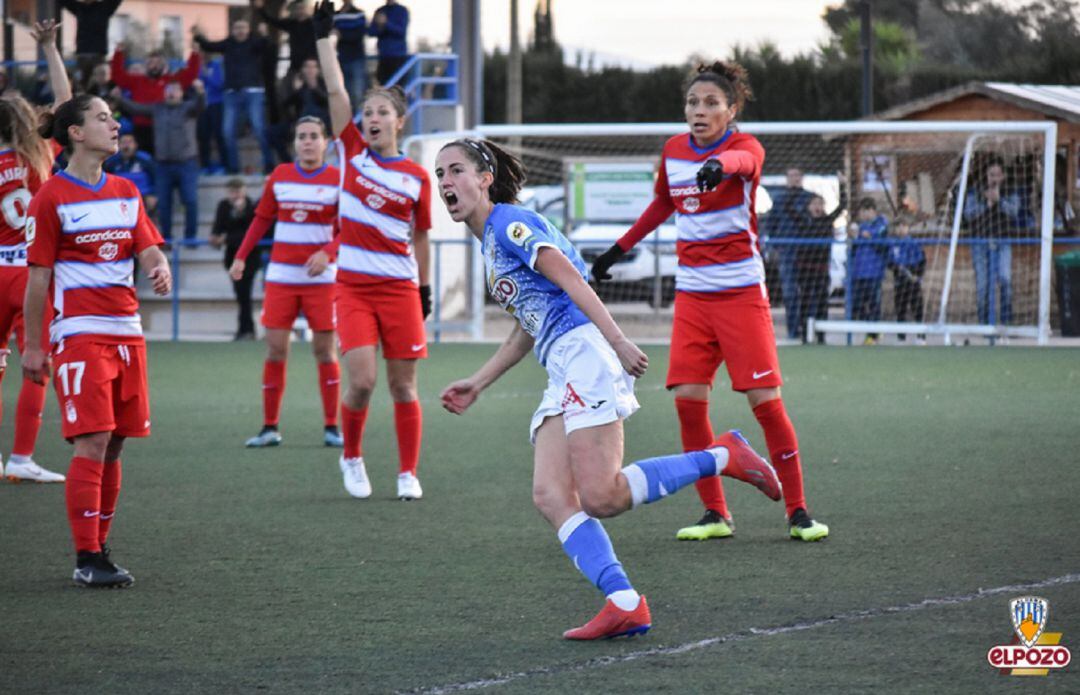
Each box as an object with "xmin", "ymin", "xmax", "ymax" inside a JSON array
[{"xmin": 507, "ymin": 0, "xmax": 522, "ymax": 125}]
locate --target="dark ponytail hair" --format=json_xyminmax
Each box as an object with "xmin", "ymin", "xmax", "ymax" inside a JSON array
[
  {"xmin": 37, "ymin": 94, "xmax": 99, "ymax": 150},
  {"xmin": 685, "ymin": 60, "xmax": 753, "ymax": 114},
  {"xmin": 441, "ymin": 138, "xmax": 527, "ymax": 205}
]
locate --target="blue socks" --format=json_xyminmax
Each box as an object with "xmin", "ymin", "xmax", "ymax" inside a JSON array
[
  {"xmin": 558, "ymin": 512, "xmax": 633, "ymax": 596},
  {"xmin": 621, "ymin": 450, "xmax": 717, "ymax": 507}
]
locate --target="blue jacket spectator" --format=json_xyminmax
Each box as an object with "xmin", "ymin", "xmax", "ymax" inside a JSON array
[
  {"xmin": 197, "ymin": 56, "xmax": 228, "ymax": 172},
  {"xmin": 335, "ymin": 0, "xmax": 368, "ymax": 104},
  {"xmin": 766, "ymin": 167, "xmax": 814, "ymax": 340},
  {"xmin": 961, "ymin": 161, "xmax": 1018, "ymax": 325},
  {"xmin": 849, "ymin": 209, "xmax": 889, "ymax": 280},
  {"xmin": 104, "ymin": 133, "xmax": 157, "ymax": 200},
  {"xmin": 368, "ymin": 0, "xmax": 409, "ymax": 85}
]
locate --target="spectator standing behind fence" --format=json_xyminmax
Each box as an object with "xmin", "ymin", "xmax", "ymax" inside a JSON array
[
  {"xmin": 768, "ymin": 168, "xmax": 814, "ymax": 341},
  {"xmin": 794, "ymin": 192, "xmax": 844, "ymax": 344},
  {"xmin": 210, "ymin": 179, "xmax": 259, "ymax": 340},
  {"xmin": 197, "ymin": 53, "xmax": 228, "ymax": 174},
  {"xmin": 83, "ymin": 62, "xmax": 113, "ymax": 99},
  {"xmin": 255, "ymin": 0, "xmax": 318, "ymax": 78},
  {"xmin": 116, "ymin": 81, "xmax": 205, "ymax": 244},
  {"xmin": 110, "ymin": 46, "xmax": 201, "ymax": 156},
  {"xmin": 284, "ymin": 58, "xmax": 330, "ymax": 125},
  {"xmin": 56, "ymin": 0, "xmax": 122, "ymax": 84},
  {"xmin": 334, "ymin": 0, "xmax": 368, "ymax": 106},
  {"xmin": 104, "ymin": 132, "xmax": 158, "ymax": 224},
  {"xmin": 368, "ymin": 0, "xmax": 409, "ymax": 85},
  {"xmin": 962, "ymin": 161, "xmax": 1020, "ymax": 326},
  {"xmin": 888, "ymin": 216, "xmax": 926, "ymax": 344},
  {"xmin": 848, "ymin": 198, "xmax": 888, "ymax": 344},
  {"xmin": 193, "ymin": 20, "xmax": 275, "ymax": 175}
]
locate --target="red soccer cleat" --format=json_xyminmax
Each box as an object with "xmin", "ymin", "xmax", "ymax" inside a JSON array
[
  {"xmin": 563, "ymin": 596, "xmax": 652, "ymax": 640},
  {"xmin": 712, "ymin": 430, "xmax": 783, "ymax": 501}
]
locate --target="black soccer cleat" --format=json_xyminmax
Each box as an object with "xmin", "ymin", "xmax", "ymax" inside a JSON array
[{"xmin": 73, "ymin": 550, "xmax": 134, "ymax": 588}]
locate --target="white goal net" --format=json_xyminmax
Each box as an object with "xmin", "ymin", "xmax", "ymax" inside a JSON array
[{"xmin": 406, "ymin": 121, "xmax": 1056, "ymax": 345}]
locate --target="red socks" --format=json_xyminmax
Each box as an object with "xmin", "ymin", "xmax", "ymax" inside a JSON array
[
  {"xmin": 262, "ymin": 360, "xmax": 287, "ymax": 427},
  {"xmin": 675, "ymin": 397, "xmax": 729, "ymax": 518},
  {"xmin": 98, "ymin": 460, "xmax": 122, "ymax": 547},
  {"xmin": 12, "ymin": 376, "xmax": 47, "ymax": 457},
  {"xmin": 317, "ymin": 361, "xmax": 341, "ymax": 427},
  {"xmin": 752, "ymin": 398, "xmax": 805, "ymax": 516},
  {"xmin": 341, "ymin": 403, "xmax": 368, "ymax": 460},
  {"xmin": 66, "ymin": 456, "xmax": 104, "ymax": 554},
  {"xmin": 394, "ymin": 400, "xmax": 422, "ymax": 475}
]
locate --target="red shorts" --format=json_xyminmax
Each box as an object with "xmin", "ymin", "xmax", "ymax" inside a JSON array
[
  {"xmin": 335, "ymin": 281, "xmax": 427, "ymax": 359},
  {"xmin": 0, "ymin": 266, "xmax": 50, "ymax": 352},
  {"xmin": 261, "ymin": 282, "xmax": 336, "ymax": 332},
  {"xmin": 53, "ymin": 339, "xmax": 151, "ymax": 440},
  {"xmin": 667, "ymin": 288, "xmax": 783, "ymax": 392}
]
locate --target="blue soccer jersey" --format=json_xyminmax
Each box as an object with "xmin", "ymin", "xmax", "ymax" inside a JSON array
[{"xmin": 483, "ymin": 204, "xmax": 590, "ymax": 365}]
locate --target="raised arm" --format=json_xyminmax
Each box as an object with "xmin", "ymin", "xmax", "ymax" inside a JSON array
[
  {"xmin": 313, "ymin": 1, "xmax": 352, "ymax": 137},
  {"xmin": 29, "ymin": 20, "xmax": 72, "ymax": 106},
  {"xmin": 535, "ymin": 247, "xmax": 648, "ymax": 377}
]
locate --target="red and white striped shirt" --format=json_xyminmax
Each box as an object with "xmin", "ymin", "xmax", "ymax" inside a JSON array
[
  {"xmin": 26, "ymin": 171, "xmax": 163, "ymax": 345},
  {"xmin": 252, "ymin": 162, "xmax": 340, "ymax": 286},
  {"xmin": 336, "ymin": 121, "xmax": 431, "ymax": 287},
  {"xmin": 0, "ymin": 147, "xmax": 54, "ymax": 265},
  {"xmin": 656, "ymin": 131, "xmax": 765, "ymax": 294}
]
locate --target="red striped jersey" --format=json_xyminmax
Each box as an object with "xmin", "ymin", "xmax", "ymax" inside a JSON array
[
  {"xmin": 336, "ymin": 121, "xmax": 431, "ymax": 287},
  {"xmin": 656, "ymin": 131, "xmax": 765, "ymax": 294},
  {"xmin": 255, "ymin": 162, "xmax": 340, "ymax": 285},
  {"xmin": 0, "ymin": 147, "xmax": 53, "ymax": 263},
  {"xmin": 26, "ymin": 171, "xmax": 163, "ymax": 345}
]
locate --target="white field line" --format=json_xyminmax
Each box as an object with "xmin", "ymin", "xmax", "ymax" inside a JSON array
[{"xmin": 402, "ymin": 573, "xmax": 1080, "ymax": 694}]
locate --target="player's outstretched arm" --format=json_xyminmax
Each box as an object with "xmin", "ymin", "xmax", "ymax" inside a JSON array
[
  {"xmin": 441, "ymin": 324, "xmax": 534, "ymax": 415},
  {"xmin": 21, "ymin": 266, "xmax": 53, "ymax": 384},
  {"xmin": 536, "ymin": 247, "xmax": 647, "ymax": 378},
  {"xmin": 313, "ymin": 0, "xmax": 352, "ymax": 138}
]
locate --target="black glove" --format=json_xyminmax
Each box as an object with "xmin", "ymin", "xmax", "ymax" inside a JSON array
[
  {"xmin": 591, "ymin": 243, "xmax": 626, "ymax": 282},
  {"xmin": 312, "ymin": 0, "xmax": 335, "ymax": 40},
  {"xmin": 419, "ymin": 284, "xmax": 432, "ymax": 319},
  {"xmin": 696, "ymin": 158, "xmax": 724, "ymax": 192}
]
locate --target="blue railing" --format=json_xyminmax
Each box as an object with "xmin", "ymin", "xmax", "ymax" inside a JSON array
[
  {"xmin": 158, "ymin": 237, "xmax": 473, "ymax": 342},
  {"xmin": 380, "ymin": 53, "xmax": 459, "ymax": 136}
]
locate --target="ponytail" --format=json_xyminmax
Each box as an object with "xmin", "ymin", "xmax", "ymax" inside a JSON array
[{"xmin": 37, "ymin": 94, "xmax": 98, "ymax": 151}]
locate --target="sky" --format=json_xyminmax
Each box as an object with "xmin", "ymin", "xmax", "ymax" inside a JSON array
[{"xmin": 405, "ymin": 0, "xmax": 839, "ymax": 69}]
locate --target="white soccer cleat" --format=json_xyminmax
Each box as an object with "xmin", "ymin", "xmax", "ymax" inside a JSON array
[
  {"xmin": 340, "ymin": 455, "xmax": 371, "ymax": 498},
  {"xmin": 396, "ymin": 472, "xmax": 423, "ymax": 500},
  {"xmin": 5, "ymin": 459, "xmax": 65, "ymax": 483}
]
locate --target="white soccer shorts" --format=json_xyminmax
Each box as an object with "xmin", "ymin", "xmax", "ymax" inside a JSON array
[{"xmin": 529, "ymin": 323, "xmax": 640, "ymax": 444}]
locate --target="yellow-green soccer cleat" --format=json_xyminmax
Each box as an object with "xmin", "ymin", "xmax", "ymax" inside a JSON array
[
  {"xmin": 676, "ymin": 509, "xmax": 734, "ymax": 541},
  {"xmin": 788, "ymin": 508, "xmax": 829, "ymax": 542}
]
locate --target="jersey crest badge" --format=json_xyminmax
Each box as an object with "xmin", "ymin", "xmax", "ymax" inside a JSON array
[
  {"xmin": 98, "ymin": 242, "xmax": 119, "ymax": 261},
  {"xmin": 507, "ymin": 222, "xmax": 532, "ymax": 246},
  {"xmin": 24, "ymin": 216, "xmax": 35, "ymax": 245}
]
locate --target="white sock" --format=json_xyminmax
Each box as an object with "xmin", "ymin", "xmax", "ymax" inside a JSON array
[
  {"xmin": 8, "ymin": 454, "xmax": 31, "ymax": 465},
  {"xmin": 620, "ymin": 465, "xmax": 648, "ymax": 508},
  {"xmin": 607, "ymin": 589, "xmax": 641, "ymax": 611},
  {"xmin": 707, "ymin": 446, "xmax": 730, "ymax": 474}
]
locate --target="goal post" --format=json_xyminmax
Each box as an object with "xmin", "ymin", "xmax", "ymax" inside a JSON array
[{"xmin": 405, "ymin": 120, "xmax": 1057, "ymax": 344}]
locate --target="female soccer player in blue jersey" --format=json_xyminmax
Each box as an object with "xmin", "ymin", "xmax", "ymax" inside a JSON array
[{"xmin": 436, "ymin": 139, "xmax": 782, "ymax": 640}]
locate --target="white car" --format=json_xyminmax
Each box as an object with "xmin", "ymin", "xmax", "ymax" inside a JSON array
[{"xmin": 571, "ymin": 223, "xmax": 679, "ymax": 306}]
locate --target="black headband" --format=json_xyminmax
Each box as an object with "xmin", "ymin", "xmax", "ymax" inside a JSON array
[{"xmin": 463, "ymin": 139, "xmax": 496, "ymax": 175}]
